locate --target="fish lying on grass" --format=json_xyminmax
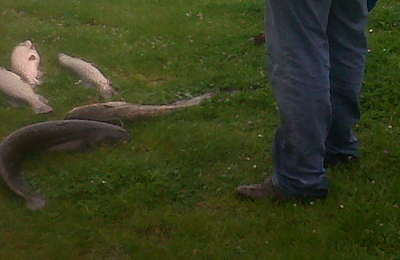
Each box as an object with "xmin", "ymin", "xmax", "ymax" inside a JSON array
[
  {"xmin": 11, "ymin": 40, "xmax": 43, "ymax": 88},
  {"xmin": 0, "ymin": 120, "xmax": 131, "ymax": 211},
  {"xmin": 58, "ymin": 53, "xmax": 117, "ymax": 99},
  {"xmin": 65, "ymin": 92, "xmax": 214, "ymax": 124},
  {"xmin": 0, "ymin": 68, "xmax": 53, "ymax": 114}
]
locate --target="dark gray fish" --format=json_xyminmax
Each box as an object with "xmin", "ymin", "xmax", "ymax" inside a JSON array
[
  {"xmin": 65, "ymin": 92, "xmax": 214, "ymax": 124},
  {"xmin": 0, "ymin": 120, "xmax": 130, "ymax": 211}
]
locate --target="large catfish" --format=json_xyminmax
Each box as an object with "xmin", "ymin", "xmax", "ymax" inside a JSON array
[
  {"xmin": 65, "ymin": 92, "xmax": 214, "ymax": 124},
  {"xmin": 0, "ymin": 120, "xmax": 130, "ymax": 210}
]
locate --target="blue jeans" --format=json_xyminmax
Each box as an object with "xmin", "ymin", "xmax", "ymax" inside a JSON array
[
  {"xmin": 266, "ymin": 0, "xmax": 369, "ymax": 198},
  {"xmin": 367, "ymin": 0, "xmax": 378, "ymax": 11}
]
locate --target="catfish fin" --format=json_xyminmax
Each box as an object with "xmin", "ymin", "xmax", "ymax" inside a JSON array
[
  {"xmin": 37, "ymin": 94, "xmax": 49, "ymax": 104},
  {"xmin": 47, "ymin": 139, "xmax": 88, "ymax": 153}
]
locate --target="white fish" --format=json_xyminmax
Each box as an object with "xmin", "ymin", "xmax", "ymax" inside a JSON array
[
  {"xmin": 11, "ymin": 40, "xmax": 43, "ymax": 88},
  {"xmin": 0, "ymin": 68, "xmax": 53, "ymax": 114},
  {"xmin": 58, "ymin": 53, "xmax": 116, "ymax": 99}
]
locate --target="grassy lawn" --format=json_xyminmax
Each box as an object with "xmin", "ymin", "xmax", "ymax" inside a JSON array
[{"xmin": 0, "ymin": 0, "xmax": 399, "ymax": 259}]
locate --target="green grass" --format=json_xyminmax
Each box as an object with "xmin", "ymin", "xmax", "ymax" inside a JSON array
[{"xmin": 0, "ymin": 0, "xmax": 399, "ymax": 259}]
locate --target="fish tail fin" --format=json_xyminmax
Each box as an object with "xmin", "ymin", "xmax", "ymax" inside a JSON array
[
  {"xmin": 37, "ymin": 94, "xmax": 49, "ymax": 104},
  {"xmin": 33, "ymin": 103, "xmax": 53, "ymax": 114},
  {"xmin": 172, "ymin": 92, "xmax": 214, "ymax": 107}
]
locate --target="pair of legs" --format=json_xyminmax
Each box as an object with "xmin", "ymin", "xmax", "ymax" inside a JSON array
[{"xmin": 238, "ymin": 0, "xmax": 369, "ymax": 200}]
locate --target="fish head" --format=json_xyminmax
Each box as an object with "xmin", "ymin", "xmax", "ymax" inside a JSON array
[{"xmin": 89, "ymin": 125, "xmax": 131, "ymax": 146}]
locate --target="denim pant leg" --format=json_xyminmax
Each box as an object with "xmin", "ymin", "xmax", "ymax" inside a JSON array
[
  {"xmin": 265, "ymin": 0, "xmax": 332, "ymax": 198},
  {"xmin": 325, "ymin": 0, "xmax": 368, "ymax": 165}
]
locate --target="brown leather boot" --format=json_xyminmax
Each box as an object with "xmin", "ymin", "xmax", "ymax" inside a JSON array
[
  {"xmin": 235, "ymin": 177, "xmax": 283, "ymax": 201},
  {"xmin": 236, "ymin": 177, "xmax": 328, "ymax": 202}
]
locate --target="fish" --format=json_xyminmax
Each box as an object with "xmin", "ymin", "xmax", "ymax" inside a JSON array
[
  {"xmin": 65, "ymin": 92, "xmax": 214, "ymax": 124},
  {"xmin": 58, "ymin": 53, "xmax": 117, "ymax": 99},
  {"xmin": 11, "ymin": 40, "xmax": 43, "ymax": 88},
  {"xmin": 0, "ymin": 120, "xmax": 131, "ymax": 211},
  {"xmin": 0, "ymin": 68, "xmax": 53, "ymax": 114}
]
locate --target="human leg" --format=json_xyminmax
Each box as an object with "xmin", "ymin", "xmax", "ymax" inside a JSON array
[
  {"xmin": 237, "ymin": 0, "xmax": 333, "ymax": 200},
  {"xmin": 324, "ymin": 0, "xmax": 368, "ymax": 166},
  {"xmin": 269, "ymin": 0, "xmax": 335, "ymax": 199}
]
